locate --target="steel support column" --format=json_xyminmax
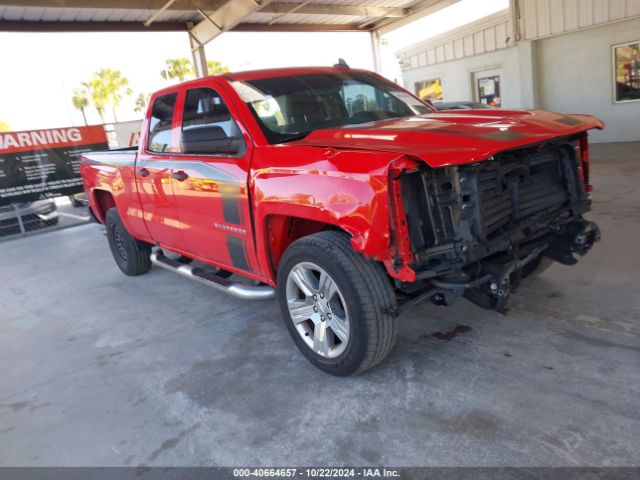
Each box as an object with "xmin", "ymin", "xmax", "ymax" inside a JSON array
[
  {"xmin": 188, "ymin": 22, "xmax": 208, "ymax": 77},
  {"xmin": 370, "ymin": 30, "xmax": 382, "ymax": 73}
]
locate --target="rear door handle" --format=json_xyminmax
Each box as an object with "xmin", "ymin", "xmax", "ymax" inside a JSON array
[
  {"xmin": 136, "ymin": 168, "xmax": 149, "ymax": 177},
  {"xmin": 171, "ymin": 170, "xmax": 189, "ymax": 181}
]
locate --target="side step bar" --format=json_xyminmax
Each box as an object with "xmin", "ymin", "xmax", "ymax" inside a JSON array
[{"xmin": 150, "ymin": 250, "xmax": 276, "ymax": 301}]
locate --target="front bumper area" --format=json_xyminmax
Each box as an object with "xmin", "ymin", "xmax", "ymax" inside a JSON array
[
  {"xmin": 463, "ymin": 219, "xmax": 600, "ymax": 312},
  {"xmin": 393, "ymin": 138, "xmax": 600, "ymax": 314},
  {"xmin": 397, "ymin": 218, "xmax": 600, "ymax": 314}
]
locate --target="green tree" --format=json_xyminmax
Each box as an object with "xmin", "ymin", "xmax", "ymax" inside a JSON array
[
  {"xmin": 160, "ymin": 58, "xmax": 194, "ymax": 82},
  {"xmin": 0, "ymin": 120, "xmax": 10, "ymax": 132},
  {"xmin": 160, "ymin": 58, "xmax": 230, "ymax": 82},
  {"xmin": 207, "ymin": 60, "xmax": 229, "ymax": 75},
  {"xmin": 71, "ymin": 87, "xmax": 89, "ymax": 125},
  {"xmin": 134, "ymin": 92, "xmax": 151, "ymax": 114},
  {"xmin": 82, "ymin": 77, "xmax": 109, "ymax": 124},
  {"xmin": 82, "ymin": 69, "xmax": 132, "ymax": 123},
  {"xmin": 105, "ymin": 69, "xmax": 133, "ymax": 122}
]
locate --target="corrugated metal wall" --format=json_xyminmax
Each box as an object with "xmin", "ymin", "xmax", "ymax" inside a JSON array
[
  {"xmin": 399, "ymin": 11, "xmax": 512, "ymax": 71},
  {"xmin": 519, "ymin": 0, "xmax": 640, "ymax": 40},
  {"xmin": 398, "ymin": 0, "xmax": 640, "ymax": 71}
]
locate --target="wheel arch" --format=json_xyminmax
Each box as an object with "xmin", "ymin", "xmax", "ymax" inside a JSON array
[
  {"xmin": 262, "ymin": 213, "xmax": 352, "ymax": 282},
  {"xmin": 90, "ymin": 189, "xmax": 116, "ymax": 223}
]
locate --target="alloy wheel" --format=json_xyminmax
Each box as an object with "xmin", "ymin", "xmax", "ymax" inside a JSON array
[{"xmin": 285, "ymin": 261, "xmax": 350, "ymax": 358}]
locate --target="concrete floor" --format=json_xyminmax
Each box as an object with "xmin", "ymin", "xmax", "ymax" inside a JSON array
[{"xmin": 1, "ymin": 143, "xmax": 639, "ymax": 467}]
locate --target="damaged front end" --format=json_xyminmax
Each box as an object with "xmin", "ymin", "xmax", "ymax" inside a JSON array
[{"xmin": 392, "ymin": 134, "xmax": 601, "ymax": 313}]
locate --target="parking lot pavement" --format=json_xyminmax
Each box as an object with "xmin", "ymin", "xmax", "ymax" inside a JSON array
[
  {"xmin": 55, "ymin": 196, "xmax": 91, "ymax": 229},
  {"xmin": 0, "ymin": 143, "xmax": 639, "ymax": 467}
]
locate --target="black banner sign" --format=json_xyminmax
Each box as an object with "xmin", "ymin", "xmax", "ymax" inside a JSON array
[{"xmin": 0, "ymin": 125, "xmax": 108, "ymax": 206}]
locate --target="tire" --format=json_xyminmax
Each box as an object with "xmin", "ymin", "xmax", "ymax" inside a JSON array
[
  {"xmin": 105, "ymin": 208, "xmax": 151, "ymax": 276},
  {"xmin": 277, "ymin": 231, "xmax": 398, "ymax": 376},
  {"xmin": 521, "ymin": 254, "xmax": 554, "ymax": 279}
]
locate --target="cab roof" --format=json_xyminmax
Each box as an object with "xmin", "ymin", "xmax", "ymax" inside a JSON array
[
  {"xmin": 221, "ymin": 66, "xmax": 365, "ymax": 82},
  {"xmin": 151, "ymin": 66, "xmax": 368, "ymax": 98}
]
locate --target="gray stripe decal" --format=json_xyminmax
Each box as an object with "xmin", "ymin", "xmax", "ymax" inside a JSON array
[
  {"xmin": 221, "ymin": 184, "xmax": 242, "ymax": 225},
  {"xmin": 227, "ymin": 235, "xmax": 249, "ymax": 271}
]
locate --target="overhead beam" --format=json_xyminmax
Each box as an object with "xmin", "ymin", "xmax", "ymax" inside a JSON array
[
  {"xmin": 259, "ymin": 3, "xmax": 406, "ymax": 18},
  {"xmin": 371, "ymin": 0, "xmax": 459, "ymax": 34},
  {"xmin": 0, "ymin": 19, "xmax": 366, "ymax": 33},
  {"xmin": 0, "ymin": 0, "xmax": 407, "ymax": 18},
  {"xmin": 232, "ymin": 22, "xmax": 365, "ymax": 31},
  {"xmin": 143, "ymin": 0, "xmax": 179, "ymax": 27},
  {"xmin": 0, "ymin": 20, "xmax": 189, "ymax": 31},
  {"xmin": 0, "ymin": 0, "xmax": 227, "ymax": 9},
  {"xmin": 189, "ymin": 0, "xmax": 271, "ymax": 46}
]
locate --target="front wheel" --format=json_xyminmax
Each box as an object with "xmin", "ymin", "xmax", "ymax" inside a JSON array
[
  {"xmin": 277, "ymin": 231, "xmax": 398, "ymax": 376},
  {"xmin": 521, "ymin": 254, "xmax": 554, "ymax": 279},
  {"xmin": 105, "ymin": 208, "xmax": 151, "ymax": 276}
]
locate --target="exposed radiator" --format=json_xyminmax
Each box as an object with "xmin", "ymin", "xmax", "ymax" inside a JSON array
[
  {"xmin": 399, "ymin": 140, "xmax": 584, "ymax": 274},
  {"xmin": 474, "ymin": 147, "xmax": 572, "ymax": 240}
]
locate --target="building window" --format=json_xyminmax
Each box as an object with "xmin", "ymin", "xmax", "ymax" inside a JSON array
[
  {"xmin": 613, "ymin": 40, "xmax": 640, "ymax": 103},
  {"xmin": 414, "ymin": 78, "xmax": 443, "ymax": 102},
  {"xmin": 477, "ymin": 76, "xmax": 501, "ymax": 107}
]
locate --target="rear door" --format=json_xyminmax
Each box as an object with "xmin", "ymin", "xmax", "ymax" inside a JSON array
[
  {"xmin": 135, "ymin": 92, "xmax": 185, "ymax": 249},
  {"xmin": 170, "ymin": 84, "xmax": 260, "ymax": 275}
]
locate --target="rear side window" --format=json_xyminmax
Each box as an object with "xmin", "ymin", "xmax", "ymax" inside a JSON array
[
  {"xmin": 148, "ymin": 93, "xmax": 177, "ymax": 153},
  {"xmin": 180, "ymin": 88, "xmax": 244, "ymax": 155}
]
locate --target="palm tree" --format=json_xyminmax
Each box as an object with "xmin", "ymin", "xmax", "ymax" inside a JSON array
[
  {"xmin": 134, "ymin": 92, "xmax": 151, "ymax": 114},
  {"xmin": 207, "ymin": 60, "xmax": 229, "ymax": 75},
  {"xmin": 102, "ymin": 69, "xmax": 133, "ymax": 123},
  {"xmin": 0, "ymin": 120, "xmax": 10, "ymax": 132},
  {"xmin": 82, "ymin": 77, "xmax": 109, "ymax": 124},
  {"xmin": 160, "ymin": 58, "xmax": 194, "ymax": 82},
  {"xmin": 83, "ymin": 69, "xmax": 132, "ymax": 123},
  {"xmin": 71, "ymin": 88, "xmax": 89, "ymax": 125}
]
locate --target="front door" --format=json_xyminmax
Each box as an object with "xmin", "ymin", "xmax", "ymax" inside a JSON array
[
  {"xmin": 135, "ymin": 92, "xmax": 185, "ymax": 250},
  {"xmin": 170, "ymin": 85, "xmax": 260, "ymax": 276}
]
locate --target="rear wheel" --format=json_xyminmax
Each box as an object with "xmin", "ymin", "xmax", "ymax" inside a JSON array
[
  {"xmin": 277, "ymin": 231, "xmax": 397, "ymax": 376},
  {"xmin": 105, "ymin": 208, "xmax": 151, "ymax": 276}
]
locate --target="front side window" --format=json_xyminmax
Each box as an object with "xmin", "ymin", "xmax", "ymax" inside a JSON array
[
  {"xmin": 148, "ymin": 93, "xmax": 177, "ymax": 153},
  {"xmin": 180, "ymin": 87, "xmax": 244, "ymax": 155},
  {"xmin": 231, "ymin": 72, "xmax": 430, "ymax": 144}
]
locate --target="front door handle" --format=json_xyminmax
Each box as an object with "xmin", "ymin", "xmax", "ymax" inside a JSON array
[
  {"xmin": 136, "ymin": 168, "xmax": 150, "ymax": 177},
  {"xmin": 171, "ymin": 170, "xmax": 189, "ymax": 181}
]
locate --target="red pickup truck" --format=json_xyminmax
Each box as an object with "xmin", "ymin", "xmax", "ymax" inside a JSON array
[{"xmin": 81, "ymin": 66, "xmax": 602, "ymax": 375}]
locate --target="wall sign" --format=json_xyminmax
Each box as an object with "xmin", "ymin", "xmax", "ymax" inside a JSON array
[
  {"xmin": 613, "ymin": 40, "xmax": 640, "ymax": 103},
  {"xmin": 113, "ymin": 120, "xmax": 143, "ymax": 148},
  {"xmin": 477, "ymin": 75, "xmax": 501, "ymax": 107},
  {"xmin": 414, "ymin": 78, "xmax": 443, "ymax": 102},
  {"xmin": 0, "ymin": 125, "xmax": 108, "ymax": 206}
]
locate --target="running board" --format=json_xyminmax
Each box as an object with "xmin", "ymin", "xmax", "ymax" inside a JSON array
[{"xmin": 150, "ymin": 250, "xmax": 276, "ymax": 300}]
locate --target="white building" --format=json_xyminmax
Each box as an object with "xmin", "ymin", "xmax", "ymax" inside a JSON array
[{"xmin": 398, "ymin": 0, "xmax": 640, "ymax": 143}]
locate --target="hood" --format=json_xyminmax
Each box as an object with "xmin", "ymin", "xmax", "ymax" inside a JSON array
[{"xmin": 291, "ymin": 109, "xmax": 604, "ymax": 168}]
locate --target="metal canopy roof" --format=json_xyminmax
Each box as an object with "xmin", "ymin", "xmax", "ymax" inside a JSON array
[
  {"xmin": 0, "ymin": 0, "xmax": 458, "ymax": 77},
  {"xmin": 0, "ymin": 0, "xmax": 457, "ymax": 35}
]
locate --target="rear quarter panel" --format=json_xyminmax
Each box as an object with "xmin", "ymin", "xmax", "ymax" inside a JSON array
[{"xmin": 81, "ymin": 151, "xmax": 152, "ymax": 242}]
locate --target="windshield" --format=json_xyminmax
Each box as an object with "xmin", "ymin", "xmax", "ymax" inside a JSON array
[{"xmin": 231, "ymin": 72, "xmax": 430, "ymax": 144}]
